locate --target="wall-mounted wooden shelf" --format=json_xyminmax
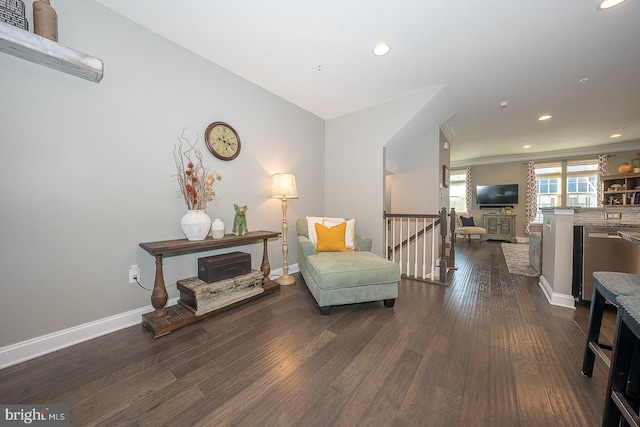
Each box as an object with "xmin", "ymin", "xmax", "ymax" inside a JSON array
[{"xmin": 0, "ymin": 21, "xmax": 103, "ymax": 83}]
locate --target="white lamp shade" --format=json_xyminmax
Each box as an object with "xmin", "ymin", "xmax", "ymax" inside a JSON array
[{"xmin": 271, "ymin": 173, "xmax": 299, "ymax": 199}]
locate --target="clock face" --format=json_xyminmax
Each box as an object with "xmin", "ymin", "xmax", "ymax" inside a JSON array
[{"xmin": 204, "ymin": 122, "xmax": 241, "ymax": 161}]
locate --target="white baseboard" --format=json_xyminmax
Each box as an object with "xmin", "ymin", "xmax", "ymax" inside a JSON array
[
  {"xmin": 0, "ymin": 297, "xmax": 182, "ymax": 370},
  {"xmin": 0, "ymin": 263, "xmax": 303, "ymax": 370},
  {"xmin": 539, "ymin": 275, "xmax": 575, "ymax": 309}
]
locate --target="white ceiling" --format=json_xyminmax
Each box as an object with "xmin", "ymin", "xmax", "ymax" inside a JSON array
[{"xmin": 94, "ymin": 0, "xmax": 640, "ymax": 164}]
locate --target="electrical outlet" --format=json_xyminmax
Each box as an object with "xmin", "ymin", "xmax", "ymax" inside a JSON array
[{"xmin": 129, "ymin": 265, "xmax": 140, "ymax": 284}]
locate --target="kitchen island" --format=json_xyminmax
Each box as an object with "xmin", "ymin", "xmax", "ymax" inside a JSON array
[{"xmin": 541, "ymin": 207, "xmax": 640, "ymax": 308}]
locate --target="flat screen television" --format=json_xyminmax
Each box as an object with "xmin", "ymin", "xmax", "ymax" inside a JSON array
[{"xmin": 476, "ymin": 184, "xmax": 519, "ymax": 206}]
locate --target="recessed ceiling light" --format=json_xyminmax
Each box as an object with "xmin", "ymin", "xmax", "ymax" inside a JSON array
[
  {"xmin": 373, "ymin": 43, "xmax": 390, "ymax": 56},
  {"xmin": 538, "ymin": 115, "xmax": 552, "ymax": 121},
  {"xmin": 610, "ymin": 133, "xmax": 623, "ymax": 138},
  {"xmin": 523, "ymin": 145, "xmax": 531, "ymax": 149},
  {"xmin": 597, "ymin": 0, "xmax": 626, "ymax": 10}
]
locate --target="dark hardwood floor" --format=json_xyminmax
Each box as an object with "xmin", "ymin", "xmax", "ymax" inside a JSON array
[{"xmin": 0, "ymin": 240, "xmax": 617, "ymax": 426}]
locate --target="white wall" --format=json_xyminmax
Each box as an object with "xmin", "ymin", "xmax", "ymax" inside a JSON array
[
  {"xmin": 0, "ymin": 0, "xmax": 325, "ymax": 347},
  {"xmin": 325, "ymin": 88, "xmax": 453, "ymax": 255},
  {"xmin": 324, "ymin": 89, "xmax": 451, "ymax": 255},
  {"xmin": 384, "ymin": 89, "xmax": 455, "ymax": 216},
  {"xmin": 388, "ymin": 128, "xmax": 442, "ymax": 213}
]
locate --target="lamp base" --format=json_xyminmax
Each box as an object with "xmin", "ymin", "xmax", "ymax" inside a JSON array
[{"xmin": 276, "ymin": 273, "xmax": 296, "ymax": 286}]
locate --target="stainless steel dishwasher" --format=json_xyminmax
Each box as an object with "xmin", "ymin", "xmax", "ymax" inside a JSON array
[{"xmin": 582, "ymin": 227, "xmax": 640, "ymax": 301}]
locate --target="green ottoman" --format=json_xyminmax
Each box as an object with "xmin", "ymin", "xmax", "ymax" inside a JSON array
[{"xmin": 305, "ymin": 251, "xmax": 400, "ymax": 315}]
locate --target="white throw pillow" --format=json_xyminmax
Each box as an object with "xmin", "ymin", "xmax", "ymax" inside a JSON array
[
  {"xmin": 323, "ymin": 218, "xmax": 356, "ymax": 250},
  {"xmin": 306, "ymin": 216, "xmax": 345, "ymax": 248}
]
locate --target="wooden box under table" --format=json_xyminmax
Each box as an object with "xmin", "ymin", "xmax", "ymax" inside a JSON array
[
  {"xmin": 198, "ymin": 251, "xmax": 251, "ymax": 283},
  {"xmin": 178, "ymin": 270, "xmax": 264, "ymax": 316}
]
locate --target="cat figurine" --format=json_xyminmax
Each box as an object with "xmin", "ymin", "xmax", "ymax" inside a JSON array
[{"xmin": 232, "ymin": 204, "xmax": 248, "ymax": 236}]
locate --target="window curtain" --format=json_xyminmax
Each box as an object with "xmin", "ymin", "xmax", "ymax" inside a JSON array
[
  {"xmin": 525, "ymin": 161, "xmax": 537, "ymax": 235},
  {"xmin": 465, "ymin": 167, "xmax": 472, "ymax": 213},
  {"xmin": 598, "ymin": 155, "xmax": 608, "ymax": 207}
]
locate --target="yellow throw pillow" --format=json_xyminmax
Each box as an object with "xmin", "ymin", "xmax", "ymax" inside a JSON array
[
  {"xmin": 323, "ymin": 218, "xmax": 356, "ymax": 250},
  {"xmin": 315, "ymin": 222, "xmax": 348, "ymax": 252}
]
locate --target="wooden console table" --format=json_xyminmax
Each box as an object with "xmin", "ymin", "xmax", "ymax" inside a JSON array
[{"xmin": 139, "ymin": 230, "xmax": 280, "ymax": 338}]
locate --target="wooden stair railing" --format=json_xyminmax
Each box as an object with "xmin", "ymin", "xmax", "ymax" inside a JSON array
[{"xmin": 384, "ymin": 208, "xmax": 456, "ymax": 286}]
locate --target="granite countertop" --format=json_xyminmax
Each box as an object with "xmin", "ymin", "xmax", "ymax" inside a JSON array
[
  {"xmin": 573, "ymin": 220, "xmax": 640, "ymax": 228},
  {"xmin": 542, "ymin": 206, "xmax": 640, "ymax": 227}
]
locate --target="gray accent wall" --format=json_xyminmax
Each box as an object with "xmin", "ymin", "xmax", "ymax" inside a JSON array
[{"xmin": 0, "ymin": 0, "xmax": 326, "ymax": 347}]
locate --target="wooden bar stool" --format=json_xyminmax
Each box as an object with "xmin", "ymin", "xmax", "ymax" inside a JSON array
[
  {"xmin": 582, "ymin": 272, "xmax": 640, "ymax": 377},
  {"xmin": 603, "ymin": 295, "xmax": 640, "ymax": 426}
]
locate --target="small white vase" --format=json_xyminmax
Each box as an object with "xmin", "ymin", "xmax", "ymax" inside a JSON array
[
  {"xmin": 180, "ymin": 210, "xmax": 212, "ymax": 241},
  {"xmin": 211, "ymin": 218, "xmax": 225, "ymax": 239}
]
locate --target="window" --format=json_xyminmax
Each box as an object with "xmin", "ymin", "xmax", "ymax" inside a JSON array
[
  {"xmin": 566, "ymin": 161, "xmax": 598, "ymax": 208},
  {"xmin": 449, "ymin": 170, "xmax": 467, "ymax": 214},
  {"xmin": 535, "ymin": 163, "xmax": 562, "ymax": 222},
  {"xmin": 533, "ymin": 159, "xmax": 599, "ymax": 222}
]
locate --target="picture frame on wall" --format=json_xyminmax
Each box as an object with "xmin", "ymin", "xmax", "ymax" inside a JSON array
[{"xmin": 442, "ymin": 165, "xmax": 450, "ymax": 188}]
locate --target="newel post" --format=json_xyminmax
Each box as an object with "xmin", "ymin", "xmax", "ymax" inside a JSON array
[
  {"xmin": 449, "ymin": 207, "xmax": 456, "ymax": 270},
  {"xmin": 439, "ymin": 207, "xmax": 448, "ymax": 282}
]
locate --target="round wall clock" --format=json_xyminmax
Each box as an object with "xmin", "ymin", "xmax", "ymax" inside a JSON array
[{"xmin": 204, "ymin": 122, "xmax": 241, "ymax": 161}]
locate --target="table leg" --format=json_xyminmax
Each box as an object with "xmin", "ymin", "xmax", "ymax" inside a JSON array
[
  {"xmin": 151, "ymin": 254, "xmax": 168, "ymax": 317},
  {"xmin": 261, "ymin": 238, "xmax": 271, "ymax": 284}
]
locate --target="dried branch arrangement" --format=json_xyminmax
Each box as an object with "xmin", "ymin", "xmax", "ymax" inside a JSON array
[{"xmin": 174, "ymin": 128, "xmax": 222, "ymax": 210}]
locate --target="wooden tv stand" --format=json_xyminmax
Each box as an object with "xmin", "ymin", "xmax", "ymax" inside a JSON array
[
  {"xmin": 483, "ymin": 213, "xmax": 516, "ymax": 243},
  {"xmin": 139, "ymin": 230, "xmax": 280, "ymax": 338}
]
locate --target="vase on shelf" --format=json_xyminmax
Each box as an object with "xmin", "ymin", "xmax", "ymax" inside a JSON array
[
  {"xmin": 211, "ymin": 218, "xmax": 225, "ymax": 239},
  {"xmin": 33, "ymin": 0, "xmax": 58, "ymax": 42},
  {"xmin": 180, "ymin": 210, "xmax": 211, "ymax": 241}
]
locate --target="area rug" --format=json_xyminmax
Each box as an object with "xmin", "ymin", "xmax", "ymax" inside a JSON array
[{"xmin": 501, "ymin": 243, "xmax": 540, "ymax": 277}]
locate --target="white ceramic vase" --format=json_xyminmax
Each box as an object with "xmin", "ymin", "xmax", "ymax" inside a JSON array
[
  {"xmin": 180, "ymin": 210, "xmax": 212, "ymax": 241},
  {"xmin": 211, "ymin": 218, "xmax": 225, "ymax": 239}
]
